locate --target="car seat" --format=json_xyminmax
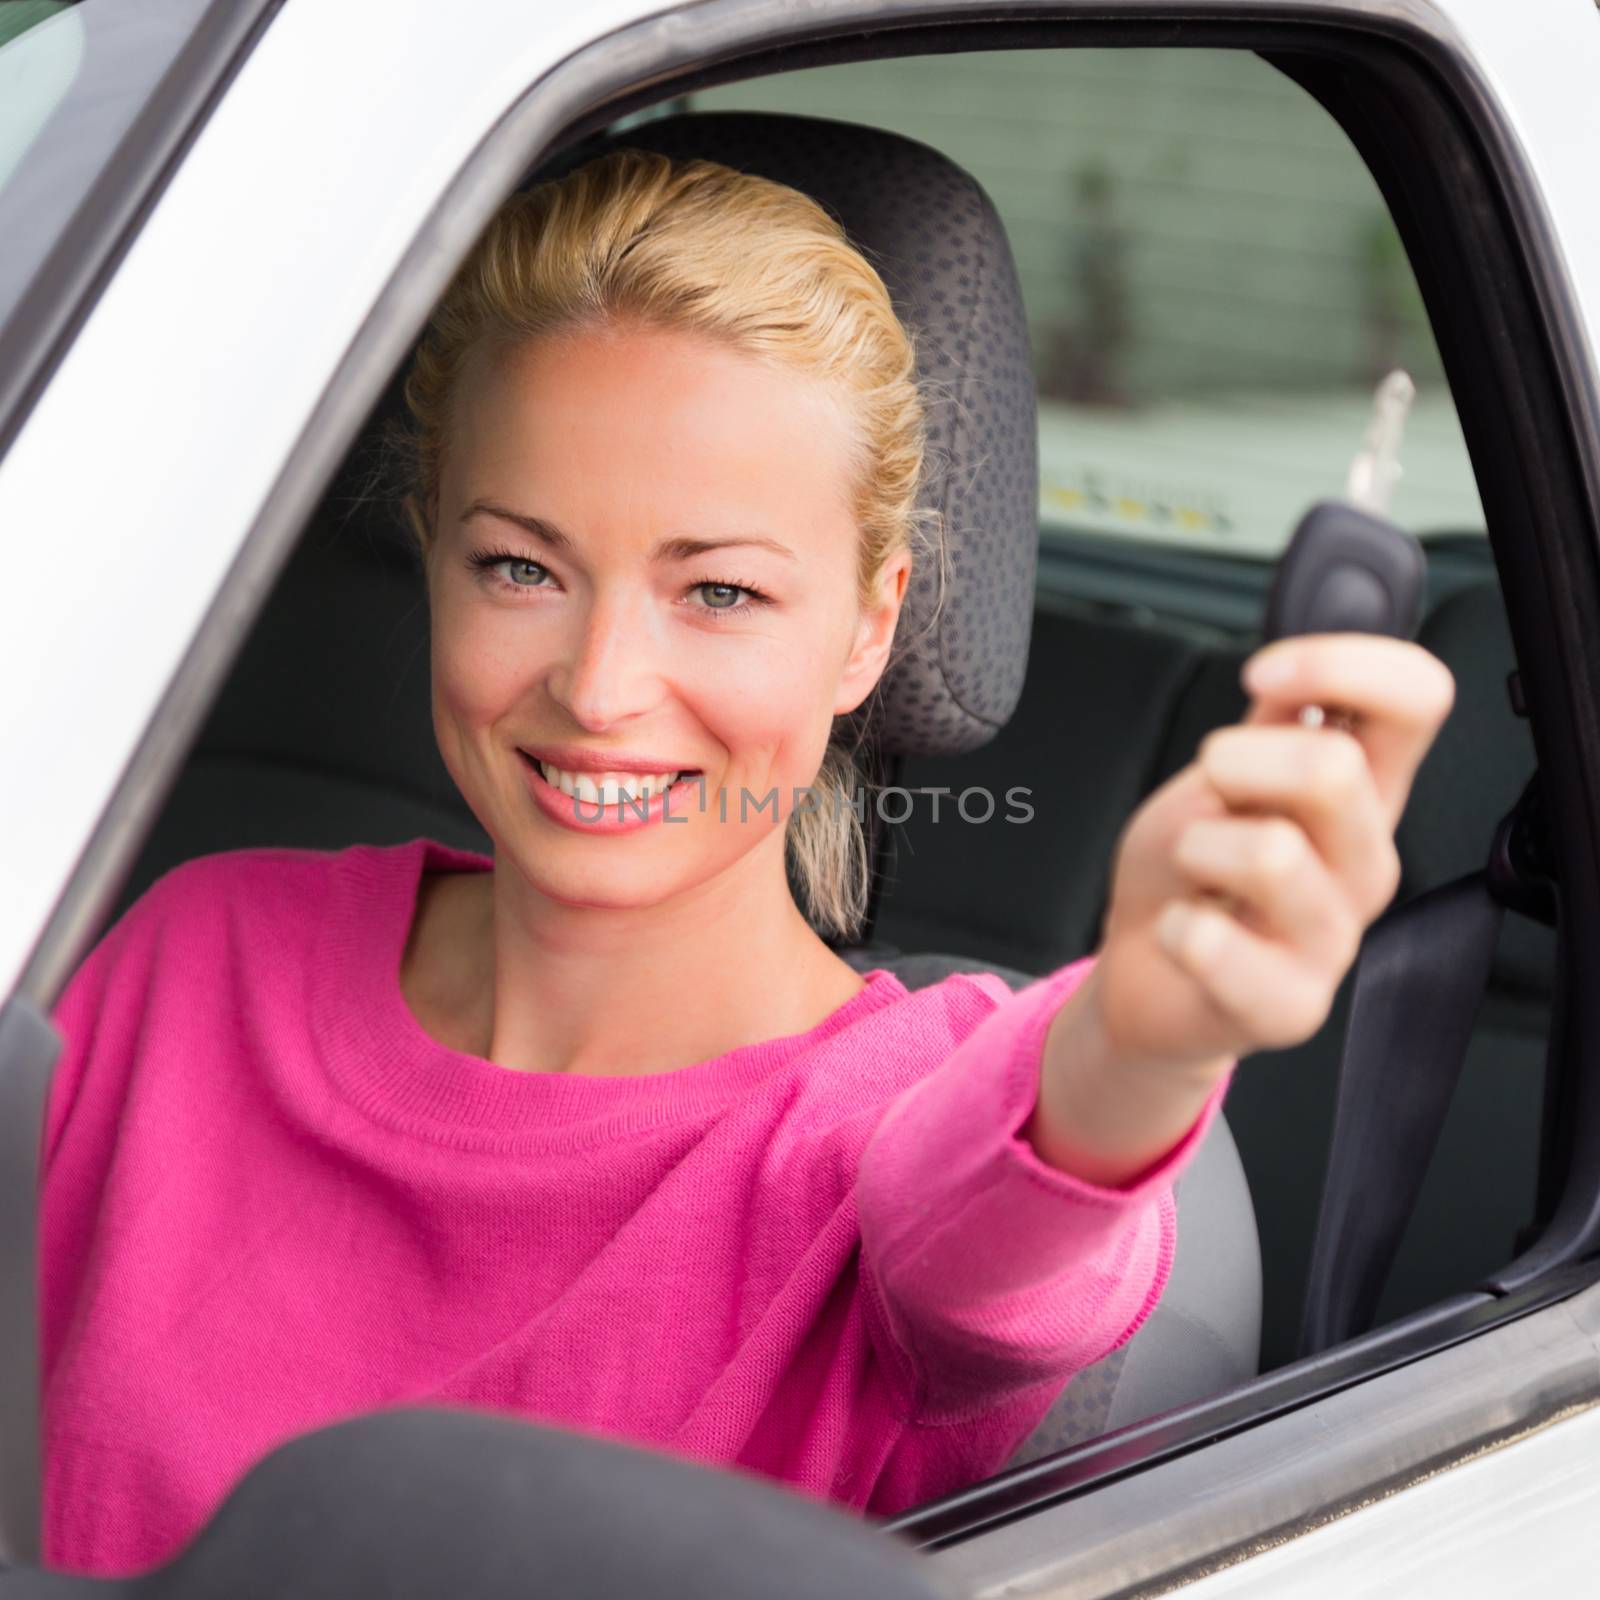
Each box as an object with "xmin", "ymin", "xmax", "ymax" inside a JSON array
[{"xmin": 71, "ymin": 110, "xmax": 1260, "ymax": 1526}]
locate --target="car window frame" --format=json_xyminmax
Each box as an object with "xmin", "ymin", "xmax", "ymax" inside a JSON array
[{"xmin": 8, "ymin": 0, "xmax": 1600, "ymax": 1586}]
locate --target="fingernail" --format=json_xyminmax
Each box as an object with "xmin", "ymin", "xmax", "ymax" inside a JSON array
[
  {"xmin": 1202, "ymin": 731, "xmax": 1255, "ymax": 789},
  {"xmin": 1244, "ymin": 649, "xmax": 1293, "ymax": 693}
]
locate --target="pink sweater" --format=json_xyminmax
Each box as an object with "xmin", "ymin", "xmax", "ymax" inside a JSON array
[{"xmin": 39, "ymin": 836, "xmax": 1231, "ymax": 1577}]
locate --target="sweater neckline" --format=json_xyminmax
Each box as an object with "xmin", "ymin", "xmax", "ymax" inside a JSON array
[{"xmin": 310, "ymin": 837, "xmax": 909, "ymax": 1152}]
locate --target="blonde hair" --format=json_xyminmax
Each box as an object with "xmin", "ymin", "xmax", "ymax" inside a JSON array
[{"xmin": 398, "ymin": 146, "xmax": 943, "ymax": 940}]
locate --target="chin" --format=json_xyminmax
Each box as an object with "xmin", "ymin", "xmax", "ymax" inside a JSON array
[
  {"xmin": 538, "ymin": 868, "xmax": 669, "ymax": 910},
  {"xmin": 504, "ymin": 847, "xmax": 710, "ymax": 916}
]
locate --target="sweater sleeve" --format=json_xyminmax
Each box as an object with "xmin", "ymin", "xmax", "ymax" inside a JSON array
[{"xmin": 855, "ymin": 955, "xmax": 1233, "ymax": 1424}]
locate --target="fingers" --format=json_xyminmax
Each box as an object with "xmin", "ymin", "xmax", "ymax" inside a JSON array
[
  {"xmin": 1156, "ymin": 898, "xmax": 1342, "ymax": 1050},
  {"xmin": 1198, "ymin": 723, "xmax": 1403, "ymax": 922},
  {"xmin": 1172, "ymin": 813, "xmax": 1361, "ymax": 971},
  {"xmin": 1241, "ymin": 633, "xmax": 1455, "ymax": 733},
  {"xmin": 1239, "ymin": 634, "xmax": 1456, "ymax": 825}
]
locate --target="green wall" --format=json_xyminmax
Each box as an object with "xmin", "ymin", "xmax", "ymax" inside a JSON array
[{"xmin": 691, "ymin": 49, "xmax": 1445, "ymax": 404}]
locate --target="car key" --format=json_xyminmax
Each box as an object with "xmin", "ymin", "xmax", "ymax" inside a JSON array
[
  {"xmin": 1260, "ymin": 369, "xmax": 1428, "ymax": 734},
  {"xmin": 1197, "ymin": 375, "xmax": 1431, "ymax": 925}
]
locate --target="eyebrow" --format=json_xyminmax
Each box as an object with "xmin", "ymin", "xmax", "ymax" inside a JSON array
[{"xmin": 461, "ymin": 498, "xmax": 799, "ymax": 563}]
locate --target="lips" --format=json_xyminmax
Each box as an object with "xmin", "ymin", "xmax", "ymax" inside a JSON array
[
  {"xmin": 519, "ymin": 745, "xmax": 704, "ymax": 777},
  {"xmin": 518, "ymin": 751, "xmax": 705, "ymax": 835}
]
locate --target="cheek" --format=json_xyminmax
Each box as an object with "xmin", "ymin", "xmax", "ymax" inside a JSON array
[
  {"xmin": 679, "ymin": 636, "xmax": 841, "ymax": 776},
  {"xmin": 430, "ymin": 592, "xmax": 547, "ymax": 722}
]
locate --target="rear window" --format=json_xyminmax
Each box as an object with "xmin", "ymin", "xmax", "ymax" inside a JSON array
[{"xmin": 0, "ymin": 0, "xmax": 211, "ymax": 341}]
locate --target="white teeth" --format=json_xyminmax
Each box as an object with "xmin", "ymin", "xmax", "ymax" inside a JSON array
[
  {"xmin": 538, "ymin": 761, "xmax": 578, "ymax": 798},
  {"xmin": 536, "ymin": 762, "xmax": 682, "ymax": 804},
  {"xmin": 631, "ymin": 772, "xmax": 680, "ymax": 801}
]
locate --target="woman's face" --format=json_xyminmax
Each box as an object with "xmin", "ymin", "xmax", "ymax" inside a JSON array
[{"xmin": 425, "ymin": 319, "xmax": 910, "ymax": 916}]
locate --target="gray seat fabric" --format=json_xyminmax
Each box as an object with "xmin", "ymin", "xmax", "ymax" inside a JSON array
[
  {"xmin": 872, "ymin": 611, "xmax": 1204, "ymax": 968},
  {"xmin": 93, "ymin": 110, "xmax": 1262, "ymax": 1497}
]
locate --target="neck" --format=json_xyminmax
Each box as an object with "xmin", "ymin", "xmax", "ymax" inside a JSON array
[{"xmin": 452, "ymin": 834, "xmax": 862, "ymax": 1076}]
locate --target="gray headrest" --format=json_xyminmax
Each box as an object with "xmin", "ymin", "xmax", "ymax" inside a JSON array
[{"xmin": 546, "ymin": 112, "xmax": 1039, "ymax": 757}]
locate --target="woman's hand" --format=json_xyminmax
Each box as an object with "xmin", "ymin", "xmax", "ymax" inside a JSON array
[
  {"xmin": 1025, "ymin": 632, "xmax": 1455, "ymax": 1188},
  {"xmin": 1093, "ymin": 632, "xmax": 1456, "ymax": 1069}
]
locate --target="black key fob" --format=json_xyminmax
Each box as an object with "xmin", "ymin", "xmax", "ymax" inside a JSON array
[{"xmin": 1262, "ymin": 500, "xmax": 1427, "ymax": 644}]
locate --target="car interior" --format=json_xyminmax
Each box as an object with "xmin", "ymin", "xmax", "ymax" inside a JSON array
[{"xmin": 82, "ymin": 43, "xmax": 1551, "ymax": 1507}]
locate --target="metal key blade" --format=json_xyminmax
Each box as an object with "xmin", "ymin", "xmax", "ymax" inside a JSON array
[
  {"xmin": 1266, "ymin": 368, "xmax": 1428, "ymax": 736},
  {"xmin": 1344, "ymin": 368, "xmax": 1416, "ymax": 517}
]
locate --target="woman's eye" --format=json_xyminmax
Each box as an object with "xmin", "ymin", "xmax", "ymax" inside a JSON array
[
  {"xmin": 497, "ymin": 559, "xmax": 552, "ymax": 588},
  {"xmin": 688, "ymin": 580, "xmax": 772, "ymax": 616},
  {"xmin": 468, "ymin": 547, "xmax": 555, "ymax": 592}
]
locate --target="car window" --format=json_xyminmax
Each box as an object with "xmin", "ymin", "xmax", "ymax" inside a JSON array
[
  {"xmin": 690, "ymin": 50, "xmax": 1485, "ymax": 564},
  {"xmin": 0, "ymin": 0, "xmax": 212, "ymax": 345}
]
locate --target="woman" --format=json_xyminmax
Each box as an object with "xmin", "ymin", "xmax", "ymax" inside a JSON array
[{"xmin": 39, "ymin": 148, "xmax": 1454, "ymax": 1578}]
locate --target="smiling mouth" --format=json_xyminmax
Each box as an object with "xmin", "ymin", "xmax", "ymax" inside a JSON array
[{"xmin": 519, "ymin": 752, "xmax": 703, "ymax": 805}]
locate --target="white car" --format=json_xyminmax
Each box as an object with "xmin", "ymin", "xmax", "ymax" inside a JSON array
[{"xmin": 2, "ymin": 0, "xmax": 1599, "ymax": 1593}]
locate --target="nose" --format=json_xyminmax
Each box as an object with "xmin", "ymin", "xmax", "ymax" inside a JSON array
[{"xmin": 545, "ymin": 587, "xmax": 665, "ymax": 732}]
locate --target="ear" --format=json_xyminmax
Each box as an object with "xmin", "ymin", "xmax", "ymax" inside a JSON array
[{"xmin": 833, "ymin": 549, "xmax": 913, "ymax": 716}]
